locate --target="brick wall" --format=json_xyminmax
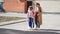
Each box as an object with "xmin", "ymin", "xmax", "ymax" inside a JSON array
[{"xmin": 4, "ymin": 0, "xmax": 26, "ymax": 12}]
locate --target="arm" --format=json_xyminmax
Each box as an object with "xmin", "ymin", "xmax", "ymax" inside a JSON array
[{"xmin": 33, "ymin": 10, "xmax": 36, "ymax": 17}]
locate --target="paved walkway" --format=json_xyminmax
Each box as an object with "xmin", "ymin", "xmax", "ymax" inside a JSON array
[
  {"xmin": 0, "ymin": 19, "xmax": 26, "ymax": 26},
  {"xmin": 0, "ymin": 12, "xmax": 27, "ymax": 26},
  {"xmin": 0, "ymin": 12, "xmax": 60, "ymax": 33},
  {"xmin": 0, "ymin": 12, "xmax": 27, "ymax": 17},
  {"xmin": 0, "ymin": 28, "xmax": 60, "ymax": 34},
  {"xmin": 0, "ymin": 13, "xmax": 60, "ymax": 30}
]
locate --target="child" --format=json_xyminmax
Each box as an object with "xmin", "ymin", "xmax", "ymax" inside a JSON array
[{"xmin": 27, "ymin": 6, "xmax": 36, "ymax": 29}]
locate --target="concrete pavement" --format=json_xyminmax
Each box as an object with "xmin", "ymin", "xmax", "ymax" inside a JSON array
[
  {"xmin": 0, "ymin": 12, "xmax": 27, "ymax": 26},
  {"xmin": 0, "ymin": 12, "xmax": 27, "ymax": 17},
  {"xmin": 0, "ymin": 19, "xmax": 26, "ymax": 26},
  {"xmin": 0, "ymin": 14, "xmax": 60, "ymax": 30},
  {"xmin": 0, "ymin": 13, "xmax": 60, "ymax": 34},
  {"xmin": 0, "ymin": 28, "xmax": 60, "ymax": 34}
]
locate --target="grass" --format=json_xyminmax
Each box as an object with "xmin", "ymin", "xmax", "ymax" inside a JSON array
[{"xmin": 0, "ymin": 16, "xmax": 26, "ymax": 22}]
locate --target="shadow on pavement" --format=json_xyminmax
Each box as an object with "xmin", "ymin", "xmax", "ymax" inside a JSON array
[{"xmin": 0, "ymin": 28, "xmax": 60, "ymax": 34}]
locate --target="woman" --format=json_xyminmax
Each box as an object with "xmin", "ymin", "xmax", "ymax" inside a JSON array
[{"xmin": 35, "ymin": 3, "xmax": 42, "ymax": 29}]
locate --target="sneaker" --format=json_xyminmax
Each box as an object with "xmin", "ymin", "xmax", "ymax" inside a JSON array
[{"xmin": 28, "ymin": 27, "xmax": 32, "ymax": 30}]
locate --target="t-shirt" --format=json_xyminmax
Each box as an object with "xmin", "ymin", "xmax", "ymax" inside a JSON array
[{"xmin": 27, "ymin": 10, "xmax": 36, "ymax": 18}]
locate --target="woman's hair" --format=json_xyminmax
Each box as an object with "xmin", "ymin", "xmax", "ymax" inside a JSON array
[
  {"xmin": 36, "ymin": 3, "xmax": 42, "ymax": 12},
  {"xmin": 36, "ymin": 3, "xmax": 40, "ymax": 6},
  {"xmin": 28, "ymin": 6, "xmax": 33, "ymax": 10}
]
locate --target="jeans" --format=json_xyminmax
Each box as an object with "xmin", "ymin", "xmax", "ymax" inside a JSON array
[{"xmin": 28, "ymin": 17, "xmax": 34, "ymax": 28}]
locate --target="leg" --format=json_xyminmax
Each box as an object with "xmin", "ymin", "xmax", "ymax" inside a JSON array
[
  {"xmin": 37, "ymin": 23, "xmax": 40, "ymax": 28},
  {"xmin": 29, "ymin": 18, "xmax": 32, "ymax": 28},
  {"xmin": 31, "ymin": 18, "xmax": 34, "ymax": 28},
  {"xmin": 36, "ymin": 23, "xmax": 38, "ymax": 28},
  {"xmin": 35, "ymin": 17, "xmax": 37, "ymax": 28},
  {"xmin": 1, "ymin": 8, "xmax": 5, "ymax": 12},
  {"xmin": 1, "ymin": 2, "xmax": 5, "ymax": 12}
]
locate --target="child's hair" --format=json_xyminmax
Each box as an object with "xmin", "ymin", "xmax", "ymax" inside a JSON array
[{"xmin": 28, "ymin": 6, "xmax": 33, "ymax": 10}]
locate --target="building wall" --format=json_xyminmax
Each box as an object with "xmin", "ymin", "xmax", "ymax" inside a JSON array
[
  {"xmin": 4, "ymin": 0, "xmax": 27, "ymax": 12},
  {"xmin": 34, "ymin": 1, "xmax": 60, "ymax": 12}
]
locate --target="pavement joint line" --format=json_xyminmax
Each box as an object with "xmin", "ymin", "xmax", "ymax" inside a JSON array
[
  {"xmin": 0, "ymin": 19, "xmax": 26, "ymax": 26},
  {"xmin": 43, "ymin": 12, "xmax": 60, "ymax": 14},
  {"xmin": 1, "ymin": 12, "xmax": 60, "ymax": 14}
]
